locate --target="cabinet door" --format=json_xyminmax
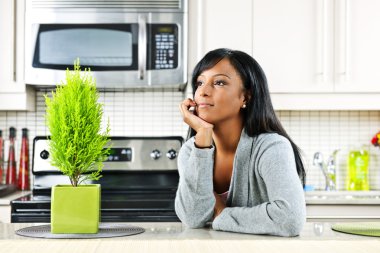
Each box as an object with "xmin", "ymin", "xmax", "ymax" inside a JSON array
[
  {"xmin": 0, "ymin": 0, "xmax": 24, "ymax": 93},
  {"xmin": 192, "ymin": 0, "xmax": 253, "ymax": 63},
  {"xmin": 252, "ymin": 0, "xmax": 334, "ymax": 93},
  {"xmin": 334, "ymin": 0, "xmax": 380, "ymax": 92},
  {"xmin": 0, "ymin": 0, "xmax": 34, "ymax": 111}
]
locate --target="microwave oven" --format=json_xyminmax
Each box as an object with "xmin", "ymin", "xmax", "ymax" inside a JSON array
[{"xmin": 25, "ymin": 0, "xmax": 187, "ymax": 90}]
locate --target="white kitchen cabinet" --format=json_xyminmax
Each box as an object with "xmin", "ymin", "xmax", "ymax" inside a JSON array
[
  {"xmin": 188, "ymin": 0, "xmax": 253, "ymax": 72},
  {"xmin": 253, "ymin": 0, "xmax": 380, "ymax": 95},
  {"xmin": 0, "ymin": 0, "xmax": 35, "ymax": 111},
  {"xmin": 334, "ymin": 0, "xmax": 380, "ymax": 93},
  {"xmin": 252, "ymin": 0, "xmax": 334, "ymax": 93},
  {"xmin": 252, "ymin": 0, "xmax": 380, "ymax": 110}
]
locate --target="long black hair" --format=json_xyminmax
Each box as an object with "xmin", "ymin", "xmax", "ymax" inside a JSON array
[{"xmin": 189, "ymin": 48, "xmax": 306, "ymax": 186}]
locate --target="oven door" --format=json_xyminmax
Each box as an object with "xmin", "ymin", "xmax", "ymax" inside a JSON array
[{"xmin": 25, "ymin": 11, "xmax": 187, "ymax": 89}]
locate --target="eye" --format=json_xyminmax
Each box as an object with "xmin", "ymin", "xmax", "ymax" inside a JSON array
[
  {"xmin": 214, "ymin": 80, "xmax": 226, "ymax": 86},
  {"xmin": 196, "ymin": 80, "xmax": 204, "ymax": 87}
]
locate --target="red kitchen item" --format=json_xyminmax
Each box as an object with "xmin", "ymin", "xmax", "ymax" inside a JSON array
[
  {"xmin": 0, "ymin": 130, "xmax": 3, "ymax": 184},
  {"xmin": 18, "ymin": 128, "xmax": 30, "ymax": 190},
  {"xmin": 6, "ymin": 127, "xmax": 17, "ymax": 185}
]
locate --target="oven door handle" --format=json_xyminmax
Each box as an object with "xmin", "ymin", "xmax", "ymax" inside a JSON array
[{"xmin": 138, "ymin": 15, "xmax": 147, "ymax": 81}]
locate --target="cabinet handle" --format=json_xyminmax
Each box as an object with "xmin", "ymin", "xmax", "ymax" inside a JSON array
[
  {"xmin": 318, "ymin": 0, "xmax": 328, "ymax": 82},
  {"xmin": 343, "ymin": 0, "xmax": 350, "ymax": 81},
  {"xmin": 337, "ymin": 0, "xmax": 349, "ymax": 81},
  {"xmin": 138, "ymin": 15, "xmax": 147, "ymax": 81},
  {"xmin": 12, "ymin": 0, "xmax": 17, "ymax": 82}
]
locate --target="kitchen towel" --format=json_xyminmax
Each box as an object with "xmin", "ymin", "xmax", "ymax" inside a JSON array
[
  {"xmin": 15, "ymin": 223, "xmax": 145, "ymax": 239},
  {"xmin": 331, "ymin": 222, "xmax": 380, "ymax": 237}
]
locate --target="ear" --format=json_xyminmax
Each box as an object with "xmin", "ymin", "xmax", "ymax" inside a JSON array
[{"xmin": 243, "ymin": 92, "xmax": 251, "ymax": 105}]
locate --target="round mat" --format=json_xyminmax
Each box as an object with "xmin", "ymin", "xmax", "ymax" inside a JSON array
[
  {"xmin": 331, "ymin": 222, "xmax": 380, "ymax": 237},
  {"xmin": 16, "ymin": 223, "xmax": 145, "ymax": 239}
]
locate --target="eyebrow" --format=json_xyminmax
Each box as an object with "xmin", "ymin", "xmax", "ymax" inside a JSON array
[{"xmin": 198, "ymin": 73, "xmax": 232, "ymax": 79}]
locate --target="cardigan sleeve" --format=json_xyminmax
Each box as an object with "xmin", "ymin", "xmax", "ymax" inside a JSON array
[
  {"xmin": 174, "ymin": 137, "xmax": 216, "ymax": 228},
  {"xmin": 212, "ymin": 135, "xmax": 306, "ymax": 236}
]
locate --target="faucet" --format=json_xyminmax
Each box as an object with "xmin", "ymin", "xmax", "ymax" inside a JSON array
[{"xmin": 313, "ymin": 150, "xmax": 339, "ymax": 191}]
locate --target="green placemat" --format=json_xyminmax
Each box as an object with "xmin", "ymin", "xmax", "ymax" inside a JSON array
[{"xmin": 331, "ymin": 222, "xmax": 380, "ymax": 237}]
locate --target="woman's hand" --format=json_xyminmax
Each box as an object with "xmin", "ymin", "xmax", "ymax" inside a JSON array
[
  {"xmin": 213, "ymin": 192, "xmax": 226, "ymax": 220},
  {"xmin": 179, "ymin": 98, "xmax": 214, "ymax": 147}
]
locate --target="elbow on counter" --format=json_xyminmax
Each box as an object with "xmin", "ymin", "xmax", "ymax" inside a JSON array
[
  {"xmin": 276, "ymin": 207, "xmax": 306, "ymax": 237},
  {"xmin": 174, "ymin": 197, "xmax": 212, "ymax": 229},
  {"xmin": 267, "ymin": 200, "xmax": 306, "ymax": 237},
  {"xmin": 281, "ymin": 214, "xmax": 305, "ymax": 237}
]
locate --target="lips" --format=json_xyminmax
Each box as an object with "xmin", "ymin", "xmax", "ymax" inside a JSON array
[{"xmin": 196, "ymin": 102, "xmax": 214, "ymax": 108}]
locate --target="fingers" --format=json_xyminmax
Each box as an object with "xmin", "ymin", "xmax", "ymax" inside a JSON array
[
  {"xmin": 179, "ymin": 98, "xmax": 214, "ymax": 131},
  {"xmin": 179, "ymin": 98, "xmax": 196, "ymax": 117}
]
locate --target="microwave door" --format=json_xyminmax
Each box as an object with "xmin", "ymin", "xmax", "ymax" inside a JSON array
[
  {"xmin": 31, "ymin": 24, "xmax": 139, "ymax": 71},
  {"xmin": 26, "ymin": 23, "xmax": 141, "ymax": 87}
]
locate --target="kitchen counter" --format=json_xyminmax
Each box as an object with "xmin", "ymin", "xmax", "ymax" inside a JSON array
[
  {"xmin": 305, "ymin": 191, "xmax": 380, "ymax": 221},
  {"xmin": 0, "ymin": 191, "xmax": 31, "ymax": 223},
  {"xmin": 0, "ymin": 222, "xmax": 379, "ymax": 253},
  {"xmin": 0, "ymin": 191, "xmax": 31, "ymax": 206},
  {"xmin": 305, "ymin": 191, "xmax": 380, "ymax": 205}
]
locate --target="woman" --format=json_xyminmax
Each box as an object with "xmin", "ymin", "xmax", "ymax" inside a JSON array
[{"xmin": 175, "ymin": 48, "xmax": 306, "ymax": 237}]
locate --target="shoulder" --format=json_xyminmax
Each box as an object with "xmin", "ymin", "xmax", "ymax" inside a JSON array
[
  {"xmin": 246, "ymin": 132, "xmax": 295, "ymax": 166},
  {"xmin": 248, "ymin": 133, "xmax": 296, "ymax": 175},
  {"xmin": 254, "ymin": 133, "xmax": 292, "ymax": 151},
  {"xmin": 241, "ymin": 132, "xmax": 292, "ymax": 154}
]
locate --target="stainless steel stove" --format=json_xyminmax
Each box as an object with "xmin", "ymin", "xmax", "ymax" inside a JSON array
[{"xmin": 11, "ymin": 136, "xmax": 183, "ymax": 223}]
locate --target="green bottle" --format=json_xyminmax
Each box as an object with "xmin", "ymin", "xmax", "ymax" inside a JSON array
[{"xmin": 346, "ymin": 146, "xmax": 369, "ymax": 191}]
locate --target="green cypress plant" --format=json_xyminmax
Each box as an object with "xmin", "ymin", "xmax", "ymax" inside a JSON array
[{"xmin": 44, "ymin": 59, "xmax": 110, "ymax": 187}]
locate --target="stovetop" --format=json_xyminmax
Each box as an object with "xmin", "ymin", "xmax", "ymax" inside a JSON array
[
  {"xmin": 11, "ymin": 190, "xmax": 179, "ymax": 223},
  {"xmin": 11, "ymin": 136, "xmax": 183, "ymax": 223}
]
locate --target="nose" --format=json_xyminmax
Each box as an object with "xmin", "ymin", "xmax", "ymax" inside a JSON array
[{"xmin": 197, "ymin": 82, "xmax": 212, "ymax": 97}]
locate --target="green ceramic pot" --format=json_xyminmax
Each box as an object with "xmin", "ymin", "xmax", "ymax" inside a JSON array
[{"xmin": 51, "ymin": 184, "xmax": 100, "ymax": 234}]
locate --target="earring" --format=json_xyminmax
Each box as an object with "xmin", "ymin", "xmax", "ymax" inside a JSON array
[{"xmin": 242, "ymin": 104, "xmax": 246, "ymax": 108}]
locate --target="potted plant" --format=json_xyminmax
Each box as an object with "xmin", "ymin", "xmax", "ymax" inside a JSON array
[{"xmin": 45, "ymin": 59, "xmax": 110, "ymax": 234}]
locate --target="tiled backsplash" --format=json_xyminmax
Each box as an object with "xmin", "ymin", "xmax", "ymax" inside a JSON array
[{"xmin": 1, "ymin": 90, "xmax": 380, "ymax": 190}]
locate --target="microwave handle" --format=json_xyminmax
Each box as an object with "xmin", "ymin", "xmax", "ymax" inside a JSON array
[{"xmin": 138, "ymin": 15, "xmax": 147, "ymax": 81}]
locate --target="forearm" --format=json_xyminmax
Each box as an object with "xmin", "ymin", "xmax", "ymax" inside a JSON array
[
  {"xmin": 175, "ymin": 139, "xmax": 215, "ymax": 228},
  {"xmin": 212, "ymin": 198, "xmax": 306, "ymax": 236},
  {"xmin": 194, "ymin": 127, "xmax": 213, "ymax": 148},
  {"xmin": 175, "ymin": 180, "xmax": 215, "ymax": 228}
]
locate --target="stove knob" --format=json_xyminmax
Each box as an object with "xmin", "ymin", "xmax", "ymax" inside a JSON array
[
  {"xmin": 40, "ymin": 150, "xmax": 49, "ymax": 160},
  {"xmin": 150, "ymin": 149, "xmax": 161, "ymax": 160},
  {"xmin": 166, "ymin": 149, "xmax": 177, "ymax": 160}
]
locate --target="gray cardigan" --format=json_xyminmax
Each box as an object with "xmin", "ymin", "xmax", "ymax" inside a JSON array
[{"xmin": 174, "ymin": 130, "xmax": 306, "ymax": 236}]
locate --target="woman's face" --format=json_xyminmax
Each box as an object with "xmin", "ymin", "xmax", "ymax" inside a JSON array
[{"xmin": 194, "ymin": 58, "xmax": 246, "ymax": 125}]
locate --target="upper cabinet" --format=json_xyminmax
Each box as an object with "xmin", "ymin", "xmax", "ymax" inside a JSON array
[
  {"xmin": 252, "ymin": 0, "xmax": 334, "ymax": 93},
  {"xmin": 188, "ymin": 0, "xmax": 253, "ymax": 72},
  {"xmin": 0, "ymin": 0, "xmax": 35, "ymax": 111},
  {"xmin": 333, "ymin": 0, "xmax": 380, "ymax": 93},
  {"xmin": 190, "ymin": 0, "xmax": 380, "ymax": 109},
  {"xmin": 253, "ymin": 0, "xmax": 380, "ymax": 94}
]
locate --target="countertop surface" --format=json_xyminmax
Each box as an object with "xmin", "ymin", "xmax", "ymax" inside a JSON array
[
  {"xmin": 305, "ymin": 191, "xmax": 380, "ymax": 204},
  {"xmin": 0, "ymin": 222, "xmax": 379, "ymax": 253},
  {"xmin": 0, "ymin": 191, "xmax": 31, "ymax": 205}
]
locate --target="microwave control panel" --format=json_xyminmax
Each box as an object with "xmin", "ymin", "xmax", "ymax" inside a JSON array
[{"xmin": 149, "ymin": 24, "xmax": 178, "ymax": 70}]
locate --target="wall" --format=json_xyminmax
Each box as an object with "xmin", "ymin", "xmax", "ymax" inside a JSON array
[
  {"xmin": 278, "ymin": 111, "xmax": 380, "ymax": 190},
  {"xmin": 1, "ymin": 90, "xmax": 380, "ymax": 190}
]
